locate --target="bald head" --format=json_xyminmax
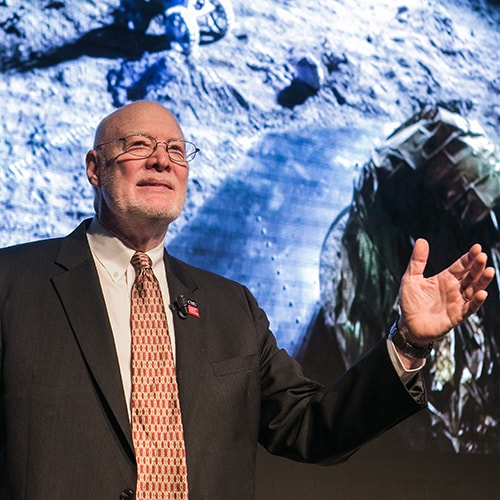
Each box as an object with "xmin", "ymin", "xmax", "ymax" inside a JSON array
[{"xmin": 93, "ymin": 101, "xmax": 184, "ymax": 148}]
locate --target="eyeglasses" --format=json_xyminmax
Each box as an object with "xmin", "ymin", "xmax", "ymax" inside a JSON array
[{"xmin": 95, "ymin": 134, "xmax": 200, "ymax": 163}]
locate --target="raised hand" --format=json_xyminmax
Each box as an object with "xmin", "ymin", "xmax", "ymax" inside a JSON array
[{"xmin": 398, "ymin": 238, "xmax": 495, "ymax": 347}]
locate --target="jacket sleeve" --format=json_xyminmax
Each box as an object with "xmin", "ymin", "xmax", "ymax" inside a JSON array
[{"xmin": 248, "ymin": 287, "xmax": 426, "ymax": 465}]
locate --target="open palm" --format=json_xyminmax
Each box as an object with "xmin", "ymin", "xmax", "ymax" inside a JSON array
[{"xmin": 398, "ymin": 239, "xmax": 495, "ymax": 345}]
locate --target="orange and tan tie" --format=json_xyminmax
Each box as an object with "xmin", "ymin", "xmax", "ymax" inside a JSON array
[{"xmin": 130, "ymin": 252, "xmax": 188, "ymax": 499}]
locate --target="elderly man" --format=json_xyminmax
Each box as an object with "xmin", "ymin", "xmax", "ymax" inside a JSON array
[{"xmin": 0, "ymin": 100, "xmax": 494, "ymax": 500}]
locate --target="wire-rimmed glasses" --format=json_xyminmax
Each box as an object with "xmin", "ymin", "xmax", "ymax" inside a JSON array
[{"xmin": 96, "ymin": 134, "xmax": 200, "ymax": 164}]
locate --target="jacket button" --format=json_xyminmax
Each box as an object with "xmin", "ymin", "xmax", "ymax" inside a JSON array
[{"xmin": 120, "ymin": 489, "xmax": 135, "ymax": 500}]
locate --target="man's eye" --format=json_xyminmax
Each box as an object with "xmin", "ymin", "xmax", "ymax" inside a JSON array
[
  {"xmin": 168, "ymin": 142, "xmax": 186, "ymax": 155},
  {"xmin": 123, "ymin": 135, "xmax": 153, "ymax": 149},
  {"xmin": 128, "ymin": 140, "xmax": 150, "ymax": 149}
]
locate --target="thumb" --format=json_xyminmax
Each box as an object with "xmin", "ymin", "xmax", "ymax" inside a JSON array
[{"xmin": 406, "ymin": 238, "xmax": 430, "ymax": 278}]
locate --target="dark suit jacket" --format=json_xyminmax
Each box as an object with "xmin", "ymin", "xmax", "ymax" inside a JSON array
[{"xmin": 0, "ymin": 220, "xmax": 425, "ymax": 499}]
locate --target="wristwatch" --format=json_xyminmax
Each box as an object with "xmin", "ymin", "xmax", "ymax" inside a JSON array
[{"xmin": 388, "ymin": 320, "xmax": 433, "ymax": 359}]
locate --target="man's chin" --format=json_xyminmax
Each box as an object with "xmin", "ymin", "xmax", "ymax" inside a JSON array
[{"xmin": 131, "ymin": 205, "xmax": 183, "ymax": 225}]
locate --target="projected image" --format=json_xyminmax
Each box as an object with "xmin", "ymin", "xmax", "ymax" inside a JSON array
[
  {"xmin": 1, "ymin": 0, "xmax": 499, "ymax": 454},
  {"xmin": 319, "ymin": 106, "xmax": 500, "ymax": 453}
]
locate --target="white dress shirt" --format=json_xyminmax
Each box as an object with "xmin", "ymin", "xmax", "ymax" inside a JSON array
[{"xmin": 86, "ymin": 218, "xmax": 176, "ymax": 417}]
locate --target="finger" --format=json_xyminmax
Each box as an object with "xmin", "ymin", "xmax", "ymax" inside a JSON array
[
  {"xmin": 405, "ymin": 238, "xmax": 429, "ymax": 277},
  {"xmin": 448, "ymin": 244, "xmax": 483, "ymax": 281},
  {"xmin": 467, "ymin": 289, "xmax": 489, "ymax": 314},
  {"xmin": 471, "ymin": 265, "xmax": 495, "ymax": 292},
  {"xmin": 460, "ymin": 251, "xmax": 489, "ymax": 291},
  {"xmin": 461, "ymin": 265, "xmax": 495, "ymax": 303}
]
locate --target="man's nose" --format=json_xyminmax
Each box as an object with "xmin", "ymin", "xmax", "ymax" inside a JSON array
[{"xmin": 148, "ymin": 142, "xmax": 171, "ymax": 169}]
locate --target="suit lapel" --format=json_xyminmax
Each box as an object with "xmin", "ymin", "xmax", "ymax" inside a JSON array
[
  {"xmin": 164, "ymin": 253, "xmax": 209, "ymax": 431},
  {"xmin": 51, "ymin": 220, "xmax": 134, "ymax": 459},
  {"xmin": 50, "ymin": 223, "xmax": 208, "ymax": 459}
]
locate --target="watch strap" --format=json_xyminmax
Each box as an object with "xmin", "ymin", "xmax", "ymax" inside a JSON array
[{"xmin": 388, "ymin": 321, "xmax": 433, "ymax": 359}]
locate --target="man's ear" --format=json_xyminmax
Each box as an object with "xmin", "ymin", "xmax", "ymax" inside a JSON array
[{"xmin": 86, "ymin": 150, "xmax": 101, "ymax": 188}]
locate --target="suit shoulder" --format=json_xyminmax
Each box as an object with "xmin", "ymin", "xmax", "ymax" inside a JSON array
[
  {"xmin": 0, "ymin": 237, "xmax": 63, "ymax": 265},
  {"xmin": 168, "ymin": 254, "xmax": 248, "ymax": 292}
]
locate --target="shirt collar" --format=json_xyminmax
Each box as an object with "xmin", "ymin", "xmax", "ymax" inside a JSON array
[{"xmin": 86, "ymin": 217, "xmax": 165, "ymax": 283}]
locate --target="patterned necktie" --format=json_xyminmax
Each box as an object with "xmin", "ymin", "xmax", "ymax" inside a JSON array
[{"xmin": 130, "ymin": 252, "xmax": 188, "ymax": 499}]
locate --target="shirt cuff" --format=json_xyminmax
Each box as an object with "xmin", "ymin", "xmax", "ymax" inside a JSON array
[{"xmin": 386, "ymin": 338, "xmax": 426, "ymax": 386}]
